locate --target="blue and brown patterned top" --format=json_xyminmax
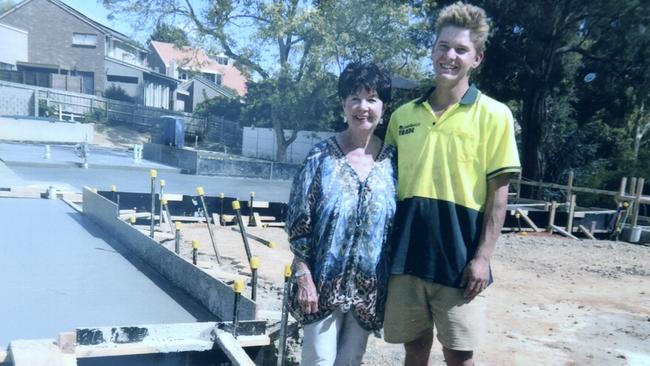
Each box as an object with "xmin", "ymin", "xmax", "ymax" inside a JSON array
[{"xmin": 285, "ymin": 136, "xmax": 396, "ymax": 330}]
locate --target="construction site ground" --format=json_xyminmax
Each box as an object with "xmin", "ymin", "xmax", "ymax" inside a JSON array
[
  {"xmin": 1, "ymin": 123, "xmax": 648, "ymax": 365},
  {"xmin": 169, "ymin": 222, "xmax": 649, "ymax": 366}
]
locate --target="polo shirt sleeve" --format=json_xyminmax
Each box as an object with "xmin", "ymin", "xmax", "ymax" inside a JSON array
[{"xmin": 486, "ymin": 108, "xmax": 521, "ymax": 180}]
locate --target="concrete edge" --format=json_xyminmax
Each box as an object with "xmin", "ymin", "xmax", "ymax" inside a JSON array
[
  {"xmin": 3, "ymin": 160, "xmax": 181, "ymax": 173},
  {"xmin": 81, "ymin": 187, "xmax": 256, "ymax": 321}
]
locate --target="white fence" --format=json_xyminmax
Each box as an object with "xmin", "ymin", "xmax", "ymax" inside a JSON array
[{"xmin": 242, "ymin": 127, "xmax": 335, "ymax": 164}]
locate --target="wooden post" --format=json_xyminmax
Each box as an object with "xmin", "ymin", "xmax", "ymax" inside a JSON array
[
  {"xmin": 566, "ymin": 170, "xmax": 574, "ymax": 204},
  {"xmin": 547, "ymin": 201, "xmax": 557, "ymax": 233},
  {"xmin": 589, "ymin": 221, "xmax": 597, "ymax": 235},
  {"xmin": 629, "ymin": 177, "xmax": 637, "ymax": 198},
  {"xmin": 566, "ymin": 194, "xmax": 577, "ymax": 234},
  {"xmin": 618, "ymin": 177, "xmax": 628, "ymax": 202},
  {"xmin": 515, "ymin": 172, "xmax": 522, "ymax": 202},
  {"xmin": 631, "ymin": 178, "xmax": 645, "ymax": 227}
]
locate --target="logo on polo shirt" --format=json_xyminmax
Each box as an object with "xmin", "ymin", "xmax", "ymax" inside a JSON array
[{"xmin": 398, "ymin": 123, "xmax": 420, "ymax": 136}]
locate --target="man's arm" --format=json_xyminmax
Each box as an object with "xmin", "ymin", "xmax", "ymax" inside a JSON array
[{"xmin": 460, "ymin": 173, "xmax": 510, "ymax": 298}]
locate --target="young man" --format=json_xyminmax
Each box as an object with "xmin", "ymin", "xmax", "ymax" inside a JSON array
[{"xmin": 383, "ymin": 2, "xmax": 521, "ymax": 366}]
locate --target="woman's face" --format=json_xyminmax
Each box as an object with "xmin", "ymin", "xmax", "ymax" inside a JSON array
[{"xmin": 341, "ymin": 88, "xmax": 384, "ymax": 133}]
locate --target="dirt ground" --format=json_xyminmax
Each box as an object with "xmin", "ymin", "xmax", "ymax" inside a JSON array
[{"xmin": 148, "ymin": 221, "xmax": 650, "ymax": 366}]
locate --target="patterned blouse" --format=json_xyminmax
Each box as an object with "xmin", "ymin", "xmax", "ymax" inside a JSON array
[{"xmin": 285, "ymin": 136, "xmax": 396, "ymax": 331}]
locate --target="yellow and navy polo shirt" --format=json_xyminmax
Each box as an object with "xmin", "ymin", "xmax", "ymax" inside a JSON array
[{"xmin": 386, "ymin": 85, "xmax": 520, "ymax": 287}]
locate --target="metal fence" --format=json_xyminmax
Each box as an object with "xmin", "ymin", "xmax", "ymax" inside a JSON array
[{"xmin": 204, "ymin": 115, "xmax": 243, "ymax": 154}]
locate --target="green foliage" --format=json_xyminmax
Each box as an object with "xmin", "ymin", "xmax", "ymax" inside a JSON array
[
  {"xmin": 103, "ymin": 0, "xmax": 428, "ymax": 161},
  {"xmin": 148, "ymin": 22, "xmax": 190, "ymax": 47},
  {"xmin": 37, "ymin": 100, "xmax": 57, "ymax": 118},
  {"xmin": 194, "ymin": 96, "xmax": 243, "ymax": 121},
  {"xmin": 83, "ymin": 108, "xmax": 107, "ymax": 124},
  {"xmin": 104, "ymin": 85, "xmax": 134, "ymax": 103},
  {"xmin": 0, "ymin": 0, "xmax": 15, "ymax": 13}
]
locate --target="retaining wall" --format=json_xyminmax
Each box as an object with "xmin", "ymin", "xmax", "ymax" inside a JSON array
[
  {"xmin": 0, "ymin": 116, "xmax": 94, "ymax": 143},
  {"xmin": 143, "ymin": 143, "xmax": 199, "ymax": 174},
  {"xmin": 82, "ymin": 187, "xmax": 256, "ymax": 321}
]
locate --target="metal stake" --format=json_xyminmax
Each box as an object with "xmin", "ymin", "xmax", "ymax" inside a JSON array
[
  {"xmin": 192, "ymin": 239, "xmax": 199, "ymax": 265},
  {"xmin": 277, "ymin": 264, "xmax": 292, "ymax": 366},
  {"xmin": 174, "ymin": 222, "xmax": 181, "ymax": 254},
  {"xmin": 197, "ymin": 187, "xmax": 222, "ymax": 264},
  {"xmin": 233, "ymin": 279, "xmax": 244, "ymax": 338},
  {"xmin": 250, "ymin": 256, "xmax": 259, "ymax": 301},
  {"xmin": 232, "ymin": 200, "xmax": 252, "ymax": 262},
  {"xmin": 149, "ymin": 169, "xmax": 157, "ymax": 238}
]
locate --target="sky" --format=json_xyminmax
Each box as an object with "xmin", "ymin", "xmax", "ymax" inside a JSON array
[{"xmin": 59, "ymin": 0, "xmax": 147, "ymax": 42}]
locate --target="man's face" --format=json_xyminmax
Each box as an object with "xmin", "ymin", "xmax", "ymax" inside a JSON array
[{"xmin": 432, "ymin": 25, "xmax": 483, "ymax": 86}]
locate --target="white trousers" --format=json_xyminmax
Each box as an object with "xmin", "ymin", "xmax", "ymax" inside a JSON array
[{"xmin": 300, "ymin": 309, "xmax": 371, "ymax": 366}]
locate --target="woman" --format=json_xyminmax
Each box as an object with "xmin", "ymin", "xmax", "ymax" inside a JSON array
[{"xmin": 285, "ymin": 62, "xmax": 396, "ymax": 366}]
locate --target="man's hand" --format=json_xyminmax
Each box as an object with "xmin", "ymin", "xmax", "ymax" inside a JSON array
[
  {"xmin": 297, "ymin": 274, "xmax": 319, "ymax": 314},
  {"xmin": 460, "ymin": 256, "xmax": 490, "ymax": 299}
]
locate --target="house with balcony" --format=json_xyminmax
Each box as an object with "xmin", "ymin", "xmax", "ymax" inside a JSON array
[
  {"xmin": 148, "ymin": 40, "xmax": 246, "ymax": 112},
  {"xmin": 0, "ymin": 0, "xmax": 176, "ymax": 109}
]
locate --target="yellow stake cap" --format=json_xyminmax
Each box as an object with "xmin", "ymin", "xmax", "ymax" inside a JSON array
[
  {"xmin": 268, "ymin": 241, "xmax": 277, "ymax": 249},
  {"xmin": 90, "ymin": 188, "xmax": 97, "ymax": 193},
  {"xmin": 192, "ymin": 239, "xmax": 200, "ymax": 249},
  {"xmin": 250, "ymin": 191, "xmax": 255, "ymax": 198},
  {"xmin": 232, "ymin": 200, "xmax": 241, "ymax": 210},
  {"xmin": 111, "ymin": 185, "xmax": 116, "ymax": 192},
  {"xmin": 284, "ymin": 264, "xmax": 292, "ymax": 278},
  {"xmin": 150, "ymin": 169, "xmax": 157, "ymax": 178},
  {"xmin": 161, "ymin": 198, "xmax": 168, "ymax": 205},
  {"xmin": 219, "ymin": 192, "xmax": 224, "ymax": 198},
  {"xmin": 160, "ymin": 179, "xmax": 166, "ymax": 187},
  {"xmin": 196, "ymin": 186, "xmax": 205, "ymax": 196},
  {"xmin": 250, "ymin": 256, "xmax": 260, "ymax": 269},
  {"xmin": 623, "ymin": 201, "xmax": 629, "ymax": 208},
  {"xmin": 175, "ymin": 221, "xmax": 181, "ymax": 230},
  {"xmin": 234, "ymin": 279, "xmax": 244, "ymax": 293},
  {"xmin": 515, "ymin": 212, "xmax": 521, "ymax": 218},
  {"xmin": 130, "ymin": 215, "xmax": 136, "ymax": 224}
]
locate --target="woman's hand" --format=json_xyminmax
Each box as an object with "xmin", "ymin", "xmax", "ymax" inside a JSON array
[{"xmin": 296, "ymin": 274, "xmax": 319, "ymax": 314}]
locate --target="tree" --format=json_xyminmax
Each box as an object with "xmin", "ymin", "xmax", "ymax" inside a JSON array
[
  {"xmin": 102, "ymin": 0, "xmax": 428, "ymax": 161},
  {"xmin": 148, "ymin": 22, "xmax": 190, "ymax": 47},
  {"xmin": 0, "ymin": 0, "xmax": 14, "ymax": 13},
  {"xmin": 474, "ymin": 0, "xmax": 642, "ymax": 181}
]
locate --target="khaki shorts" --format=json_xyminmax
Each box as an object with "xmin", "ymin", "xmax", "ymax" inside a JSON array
[{"xmin": 383, "ymin": 275, "xmax": 486, "ymax": 351}]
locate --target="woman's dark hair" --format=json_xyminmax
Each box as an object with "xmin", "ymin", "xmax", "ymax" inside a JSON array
[{"xmin": 338, "ymin": 62, "xmax": 392, "ymax": 104}]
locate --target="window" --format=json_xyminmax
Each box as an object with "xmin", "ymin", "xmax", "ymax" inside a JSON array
[
  {"xmin": 72, "ymin": 33, "xmax": 97, "ymax": 47},
  {"xmin": 178, "ymin": 70, "xmax": 188, "ymax": 80},
  {"xmin": 202, "ymin": 72, "xmax": 223, "ymax": 85},
  {"xmin": 216, "ymin": 56, "xmax": 229, "ymax": 65},
  {"xmin": 107, "ymin": 75, "xmax": 139, "ymax": 84}
]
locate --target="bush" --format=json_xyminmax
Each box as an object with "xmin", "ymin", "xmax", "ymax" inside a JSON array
[
  {"xmin": 83, "ymin": 108, "xmax": 107, "ymax": 124},
  {"xmin": 104, "ymin": 85, "xmax": 135, "ymax": 103}
]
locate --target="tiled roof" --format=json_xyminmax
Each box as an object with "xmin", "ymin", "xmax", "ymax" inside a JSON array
[{"xmin": 150, "ymin": 40, "xmax": 222, "ymax": 73}]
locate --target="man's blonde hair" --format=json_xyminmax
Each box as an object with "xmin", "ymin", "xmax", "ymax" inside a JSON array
[{"xmin": 435, "ymin": 2, "xmax": 490, "ymax": 53}]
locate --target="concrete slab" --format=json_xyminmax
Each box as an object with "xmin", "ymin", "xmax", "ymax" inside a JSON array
[
  {"xmin": 0, "ymin": 142, "xmax": 179, "ymax": 172},
  {"xmin": 0, "ymin": 198, "xmax": 216, "ymax": 348},
  {"xmin": 3, "ymin": 165, "xmax": 291, "ymax": 203}
]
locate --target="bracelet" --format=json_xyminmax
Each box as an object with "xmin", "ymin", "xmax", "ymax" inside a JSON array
[{"xmin": 294, "ymin": 268, "xmax": 311, "ymax": 278}]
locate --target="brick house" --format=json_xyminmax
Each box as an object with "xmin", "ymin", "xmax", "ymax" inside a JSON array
[{"xmin": 0, "ymin": 0, "xmax": 177, "ymax": 109}]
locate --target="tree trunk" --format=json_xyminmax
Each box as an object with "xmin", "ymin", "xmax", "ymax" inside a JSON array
[{"xmin": 520, "ymin": 88, "xmax": 547, "ymax": 181}]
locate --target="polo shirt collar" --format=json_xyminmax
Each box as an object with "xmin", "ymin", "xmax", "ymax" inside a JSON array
[{"xmin": 415, "ymin": 84, "xmax": 480, "ymax": 105}]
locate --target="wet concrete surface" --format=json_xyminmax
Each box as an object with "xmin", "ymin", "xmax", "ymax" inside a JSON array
[
  {"xmin": 0, "ymin": 142, "xmax": 292, "ymax": 202},
  {"xmin": 0, "ymin": 198, "xmax": 217, "ymax": 348}
]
